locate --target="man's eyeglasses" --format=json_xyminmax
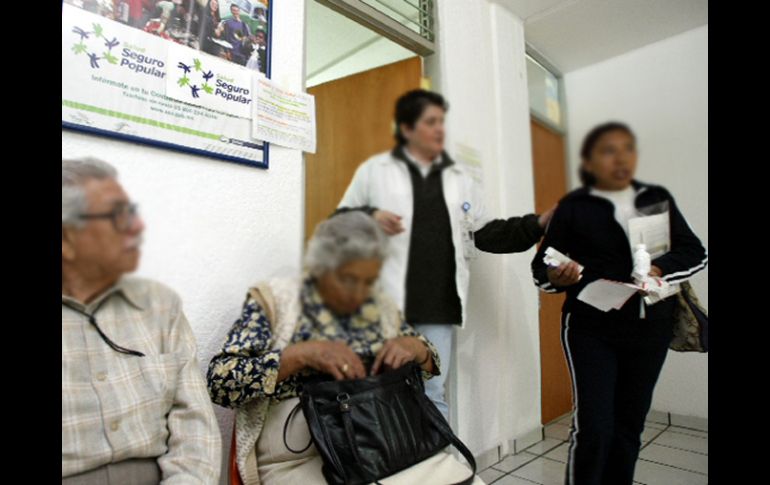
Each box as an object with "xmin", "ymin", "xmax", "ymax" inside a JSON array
[{"xmin": 78, "ymin": 203, "xmax": 139, "ymax": 232}]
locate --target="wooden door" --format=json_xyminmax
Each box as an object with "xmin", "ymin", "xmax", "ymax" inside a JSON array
[
  {"xmin": 305, "ymin": 57, "xmax": 423, "ymax": 241},
  {"xmin": 531, "ymin": 117, "xmax": 572, "ymax": 424}
]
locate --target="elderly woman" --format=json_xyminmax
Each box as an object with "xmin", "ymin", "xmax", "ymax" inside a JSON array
[{"xmin": 208, "ymin": 212, "xmax": 482, "ymax": 484}]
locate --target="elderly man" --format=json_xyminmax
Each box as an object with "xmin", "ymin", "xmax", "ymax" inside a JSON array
[{"xmin": 62, "ymin": 157, "xmax": 221, "ymax": 484}]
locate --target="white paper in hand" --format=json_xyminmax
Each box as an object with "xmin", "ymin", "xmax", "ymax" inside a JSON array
[{"xmin": 577, "ymin": 280, "xmax": 639, "ymax": 312}]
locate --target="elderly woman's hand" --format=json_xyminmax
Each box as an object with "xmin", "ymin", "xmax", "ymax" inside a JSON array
[
  {"xmin": 294, "ymin": 340, "xmax": 367, "ymax": 380},
  {"xmin": 371, "ymin": 337, "xmax": 430, "ymax": 375}
]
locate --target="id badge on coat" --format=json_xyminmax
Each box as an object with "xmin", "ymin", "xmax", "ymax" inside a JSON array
[{"xmin": 461, "ymin": 202, "xmax": 477, "ymax": 260}]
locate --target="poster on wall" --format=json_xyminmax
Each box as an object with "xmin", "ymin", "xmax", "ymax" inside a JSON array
[{"xmin": 61, "ymin": 0, "xmax": 273, "ymax": 169}]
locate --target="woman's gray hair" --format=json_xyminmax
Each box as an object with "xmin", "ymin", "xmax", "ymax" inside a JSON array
[
  {"xmin": 62, "ymin": 157, "xmax": 118, "ymax": 228},
  {"xmin": 304, "ymin": 211, "xmax": 389, "ymax": 276}
]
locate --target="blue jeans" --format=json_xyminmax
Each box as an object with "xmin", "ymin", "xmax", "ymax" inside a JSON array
[{"xmin": 413, "ymin": 323, "xmax": 454, "ymax": 422}]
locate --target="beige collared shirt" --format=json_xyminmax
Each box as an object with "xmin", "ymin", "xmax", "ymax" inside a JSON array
[{"xmin": 62, "ymin": 276, "xmax": 221, "ymax": 484}]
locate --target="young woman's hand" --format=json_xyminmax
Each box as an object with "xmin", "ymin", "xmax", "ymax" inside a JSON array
[{"xmin": 547, "ymin": 261, "xmax": 582, "ymax": 287}]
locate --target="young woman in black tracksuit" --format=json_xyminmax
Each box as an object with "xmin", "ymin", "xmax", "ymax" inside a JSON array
[{"xmin": 531, "ymin": 122, "xmax": 707, "ymax": 485}]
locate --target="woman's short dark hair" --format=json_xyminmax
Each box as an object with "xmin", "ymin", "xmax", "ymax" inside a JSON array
[
  {"xmin": 394, "ymin": 89, "xmax": 448, "ymax": 145},
  {"xmin": 578, "ymin": 121, "xmax": 636, "ymax": 186}
]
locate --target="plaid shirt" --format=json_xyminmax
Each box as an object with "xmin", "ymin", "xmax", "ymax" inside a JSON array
[{"xmin": 62, "ymin": 277, "xmax": 221, "ymax": 484}]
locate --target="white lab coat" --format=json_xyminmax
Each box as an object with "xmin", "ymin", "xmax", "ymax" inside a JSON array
[{"xmin": 338, "ymin": 150, "xmax": 491, "ymax": 327}]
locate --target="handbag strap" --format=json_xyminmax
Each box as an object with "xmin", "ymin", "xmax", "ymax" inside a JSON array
[
  {"xmin": 283, "ymin": 402, "xmax": 314, "ymax": 454},
  {"xmin": 413, "ymin": 387, "xmax": 477, "ymax": 485},
  {"xmin": 285, "ymin": 393, "xmax": 355, "ymax": 485}
]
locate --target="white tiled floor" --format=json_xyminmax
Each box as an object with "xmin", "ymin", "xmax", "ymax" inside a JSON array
[
  {"xmin": 492, "ymin": 453, "xmax": 539, "ymax": 473},
  {"xmin": 479, "ymin": 413, "xmax": 708, "ymax": 484},
  {"xmin": 520, "ymin": 438, "xmax": 564, "ymax": 456}
]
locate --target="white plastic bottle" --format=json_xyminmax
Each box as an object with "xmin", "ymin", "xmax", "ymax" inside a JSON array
[{"xmin": 632, "ymin": 243, "xmax": 651, "ymax": 282}]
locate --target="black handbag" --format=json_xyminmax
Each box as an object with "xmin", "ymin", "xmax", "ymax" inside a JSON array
[
  {"xmin": 284, "ymin": 362, "xmax": 476, "ymax": 485},
  {"xmin": 670, "ymin": 281, "xmax": 708, "ymax": 352}
]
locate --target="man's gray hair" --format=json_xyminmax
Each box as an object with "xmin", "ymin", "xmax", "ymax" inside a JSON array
[
  {"xmin": 304, "ymin": 211, "xmax": 389, "ymax": 276},
  {"xmin": 62, "ymin": 157, "xmax": 118, "ymax": 228}
]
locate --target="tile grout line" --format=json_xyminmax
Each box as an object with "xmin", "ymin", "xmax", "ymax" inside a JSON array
[
  {"xmin": 640, "ymin": 425, "xmax": 669, "ymax": 451},
  {"xmin": 637, "ymin": 457, "xmax": 708, "ymax": 476},
  {"xmin": 644, "ymin": 441, "xmax": 708, "ymax": 457}
]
